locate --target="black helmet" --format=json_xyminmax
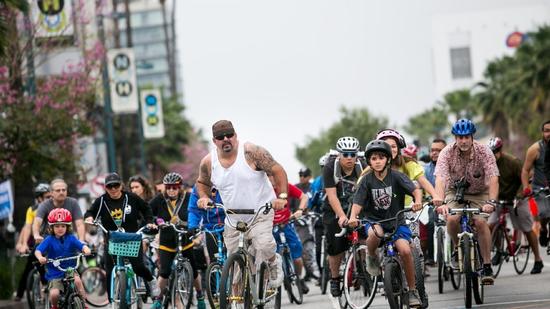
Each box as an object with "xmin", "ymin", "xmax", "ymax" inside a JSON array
[
  {"xmin": 163, "ymin": 172, "xmax": 183, "ymax": 185},
  {"xmin": 34, "ymin": 183, "xmax": 51, "ymax": 197},
  {"xmin": 365, "ymin": 140, "xmax": 392, "ymax": 162}
]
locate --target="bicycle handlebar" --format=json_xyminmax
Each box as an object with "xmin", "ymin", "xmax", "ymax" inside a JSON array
[
  {"xmin": 448, "ymin": 208, "xmax": 490, "ymax": 218},
  {"xmin": 222, "ymin": 203, "xmax": 273, "ymax": 230}
]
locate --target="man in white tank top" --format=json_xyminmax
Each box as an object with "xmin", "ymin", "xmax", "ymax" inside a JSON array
[{"xmin": 196, "ymin": 120, "xmax": 288, "ymax": 288}]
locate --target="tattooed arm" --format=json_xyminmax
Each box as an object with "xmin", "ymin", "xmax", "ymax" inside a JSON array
[
  {"xmin": 196, "ymin": 154, "xmax": 214, "ymax": 209},
  {"xmin": 245, "ymin": 142, "xmax": 288, "ymax": 195}
]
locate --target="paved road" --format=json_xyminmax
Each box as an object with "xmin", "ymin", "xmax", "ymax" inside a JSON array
[{"xmin": 281, "ymin": 252, "xmax": 550, "ymax": 309}]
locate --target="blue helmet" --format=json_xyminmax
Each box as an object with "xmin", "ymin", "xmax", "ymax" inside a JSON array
[{"xmin": 451, "ymin": 119, "xmax": 476, "ymax": 136}]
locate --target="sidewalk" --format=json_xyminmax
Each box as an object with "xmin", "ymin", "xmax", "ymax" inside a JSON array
[{"xmin": 0, "ymin": 300, "xmax": 26, "ymax": 309}]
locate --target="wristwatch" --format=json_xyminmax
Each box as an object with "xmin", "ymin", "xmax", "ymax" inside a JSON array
[{"xmin": 278, "ymin": 192, "xmax": 288, "ymax": 200}]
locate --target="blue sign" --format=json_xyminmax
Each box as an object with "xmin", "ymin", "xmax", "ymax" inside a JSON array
[{"xmin": 0, "ymin": 179, "xmax": 14, "ymax": 220}]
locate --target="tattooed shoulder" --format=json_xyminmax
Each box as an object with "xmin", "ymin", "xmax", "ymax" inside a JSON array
[
  {"xmin": 245, "ymin": 143, "xmax": 276, "ymax": 174},
  {"xmin": 197, "ymin": 155, "xmax": 213, "ymax": 186}
]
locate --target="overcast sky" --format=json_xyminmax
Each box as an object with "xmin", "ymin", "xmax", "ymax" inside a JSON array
[{"xmin": 176, "ymin": 0, "xmax": 545, "ymax": 183}]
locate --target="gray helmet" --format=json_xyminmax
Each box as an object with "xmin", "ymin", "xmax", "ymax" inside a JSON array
[
  {"xmin": 365, "ymin": 140, "xmax": 392, "ymax": 163},
  {"xmin": 34, "ymin": 183, "xmax": 51, "ymax": 197},
  {"xmin": 163, "ymin": 172, "xmax": 183, "ymax": 185},
  {"xmin": 318, "ymin": 154, "xmax": 329, "ymax": 167},
  {"xmin": 336, "ymin": 136, "xmax": 360, "ymax": 153}
]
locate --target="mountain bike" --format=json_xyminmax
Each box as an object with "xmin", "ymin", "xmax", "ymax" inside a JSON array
[
  {"xmin": 489, "ymin": 199, "xmax": 530, "ymax": 277},
  {"xmin": 218, "ymin": 203, "xmax": 280, "ymax": 309},
  {"xmin": 204, "ymin": 224, "xmax": 227, "ymax": 309},
  {"xmin": 273, "ymin": 218, "xmax": 304, "ymax": 305},
  {"xmin": 433, "ymin": 208, "xmax": 461, "ymax": 294},
  {"xmin": 22, "ymin": 252, "xmax": 48, "ymax": 309},
  {"xmin": 37, "ymin": 254, "xmax": 86, "ymax": 309}
]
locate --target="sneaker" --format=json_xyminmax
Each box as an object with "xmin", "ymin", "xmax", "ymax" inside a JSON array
[
  {"xmin": 147, "ymin": 278, "xmax": 161, "ymax": 298},
  {"xmin": 408, "ymin": 289, "xmax": 422, "ymax": 308},
  {"xmin": 197, "ymin": 296, "xmax": 206, "ymax": 309},
  {"xmin": 491, "ymin": 251, "xmax": 502, "ymax": 266},
  {"xmin": 450, "ymin": 248, "xmax": 459, "ymax": 269},
  {"xmin": 531, "ymin": 261, "xmax": 544, "ymax": 274},
  {"xmin": 300, "ymin": 280, "xmax": 309, "ymax": 295},
  {"xmin": 151, "ymin": 299, "xmax": 162, "ymax": 309},
  {"xmin": 481, "ymin": 265, "xmax": 494, "ymax": 285},
  {"xmin": 366, "ymin": 255, "xmax": 381, "ymax": 276},
  {"xmin": 330, "ymin": 278, "xmax": 341, "ymax": 297},
  {"xmin": 269, "ymin": 254, "xmax": 283, "ymax": 288}
]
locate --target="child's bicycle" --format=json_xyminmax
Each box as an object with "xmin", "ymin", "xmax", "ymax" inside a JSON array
[
  {"xmin": 35, "ymin": 253, "xmax": 87, "ymax": 309},
  {"xmin": 203, "ymin": 223, "xmax": 227, "ymax": 309}
]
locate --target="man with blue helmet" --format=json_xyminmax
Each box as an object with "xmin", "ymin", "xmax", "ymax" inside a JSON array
[{"xmin": 433, "ymin": 119, "xmax": 500, "ymax": 285}]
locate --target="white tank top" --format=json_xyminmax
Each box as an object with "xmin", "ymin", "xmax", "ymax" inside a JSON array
[{"xmin": 211, "ymin": 142, "xmax": 276, "ymax": 216}]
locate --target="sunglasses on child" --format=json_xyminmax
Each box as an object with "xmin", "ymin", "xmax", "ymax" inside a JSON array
[{"xmin": 214, "ymin": 133, "xmax": 234, "ymax": 141}]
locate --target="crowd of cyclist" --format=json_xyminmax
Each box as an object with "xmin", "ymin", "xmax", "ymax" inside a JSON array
[{"xmin": 12, "ymin": 118, "xmax": 550, "ymax": 308}]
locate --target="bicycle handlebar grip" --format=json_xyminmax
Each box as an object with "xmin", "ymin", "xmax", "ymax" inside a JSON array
[
  {"xmin": 227, "ymin": 209, "xmax": 256, "ymax": 215},
  {"xmin": 335, "ymin": 228, "xmax": 347, "ymax": 237}
]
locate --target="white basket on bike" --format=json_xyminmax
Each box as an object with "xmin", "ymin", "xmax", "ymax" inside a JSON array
[{"xmin": 108, "ymin": 232, "xmax": 142, "ymax": 257}]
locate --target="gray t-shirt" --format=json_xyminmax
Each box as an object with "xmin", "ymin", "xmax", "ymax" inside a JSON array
[
  {"xmin": 35, "ymin": 197, "xmax": 83, "ymax": 236},
  {"xmin": 353, "ymin": 170, "xmax": 415, "ymax": 230}
]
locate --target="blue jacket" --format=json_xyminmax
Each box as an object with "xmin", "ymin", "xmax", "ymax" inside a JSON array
[{"xmin": 188, "ymin": 185, "xmax": 225, "ymax": 230}]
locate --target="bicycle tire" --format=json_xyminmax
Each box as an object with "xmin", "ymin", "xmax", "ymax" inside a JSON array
[
  {"xmin": 206, "ymin": 262, "xmax": 223, "ymax": 309},
  {"xmin": 462, "ymin": 235, "xmax": 473, "ymax": 309},
  {"xmin": 450, "ymin": 267, "xmax": 461, "ymax": 290},
  {"xmin": 343, "ymin": 245, "xmax": 377, "ymax": 309},
  {"xmin": 383, "ymin": 261, "xmax": 403, "ymax": 309},
  {"xmin": 69, "ymin": 294, "xmax": 86, "ymax": 309},
  {"xmin": 81, "ymin": 266, "xmax": 109, "ymax": 307},
  {"xmin": 321, "ymin": 250, "xmax": 330, "ymax": 295},
  {"xmin": 114, "ymin": 270, "xmax": 128, "ymax": 309},
  {"xmin": 513, "ymin": 231, "xmax": 531, "ymax": 275},
  {"xmin": 282, "ymin": 251, "xmax": 303, "ymax": 304},
  {"xmin": 171, "ymin": 260, "xmax": 194, "ymax": 309},
  {"xmin": 258, "ymin": 261, "xmax": 278, "ymax": 309},
  {"xmin": 436, "ymin": 228, "xmax": 445, "ymax": 294},
  {"xmin": 275, "ymin": 286, "xmax": 281, "ymax": 309},
  {"xmin": 490, "ymin": 226, "xmax": 505, "ymax": 278},
  {"xmin": 412, "ymin": 248, "xmax": 428, "ymax": 309},
  {"xmin": 219, "ymin": 253, "xmax": 250, "ymax": 309},
  {"xmin": 26, "ymin": 268, "xmax": 44, "ymax": 309}
]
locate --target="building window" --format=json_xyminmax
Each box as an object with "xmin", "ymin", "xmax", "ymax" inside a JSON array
[{"xmin": 450, "ymin": 47, "xmax": 472, "ymax": 79}]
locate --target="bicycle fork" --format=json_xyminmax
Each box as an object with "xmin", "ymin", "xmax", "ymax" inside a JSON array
[{"xmin": 457, "ymin": 231, "xmax": 475, "ymax": 273}]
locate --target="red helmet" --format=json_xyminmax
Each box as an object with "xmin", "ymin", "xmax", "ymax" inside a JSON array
[{"xmin": 47, "ymin": 208, "xmax": 72, "ymax": 225}]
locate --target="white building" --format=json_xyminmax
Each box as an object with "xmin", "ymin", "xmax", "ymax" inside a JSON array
[{"xmin": 431, "ymin": 3, "xmax": 550, "ymax": 97}]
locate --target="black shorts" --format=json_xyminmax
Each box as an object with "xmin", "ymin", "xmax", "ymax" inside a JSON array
[
  {"xmin": 323, "ymin": 211, "xmax": 350, "ymax": 256},
  {"xmin": 158, "ymin": 248, "xmax": 198, "ymax": 279}
]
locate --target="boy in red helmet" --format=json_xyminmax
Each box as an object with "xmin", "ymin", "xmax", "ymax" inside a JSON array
[{"xmin": 35, "ymin": 208, "xmax": 91, "ymax": 309}]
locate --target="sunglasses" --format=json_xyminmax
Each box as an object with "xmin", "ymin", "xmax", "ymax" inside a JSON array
[
  {"xmin": 106, "ymin": 183, "xmax": 121, "ymax": 190},
  {"xmin": 165, "ymin": 184, "xmax": 181, "ymax": 190},
  {"xmin": 214, "ymin": 133, "xmax": 234, "ymax": 141},
  {"xmin": 341, "ymin": 152, "xmax": 357, "ymax": 158}
]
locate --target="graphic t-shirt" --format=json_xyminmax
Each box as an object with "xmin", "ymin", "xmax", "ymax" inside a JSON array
[{"xmin": 353, "ymin": 170, "xmax": 416, "ymax": 229}]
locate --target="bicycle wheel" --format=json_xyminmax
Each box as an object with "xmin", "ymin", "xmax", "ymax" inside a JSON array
[
  {"xmin": 513, "ymin": 231, "xmax": 531, "ymax": 275},
  {"xmin": 320, "ymin": 249, "xmax": 330, "ymax": 295},
  {"xmin": 69, "ymin": 294, "xmax": 86, "ymax": 309},
  {"xmin": 461, "ymin": 235, "xmax": 473, "ymax": 309},
  {"xmin": 258, "ymin": 261, "xmax": 279, "ymax": 309},
  {"xmin": 171, "ymin": 260, "xmax": 194, "ymax": 309},
  {"xmin": 412, "ymin": 248, "xmax": 428, "ymax": 309},
  {"xmin": 219, "ymin": 253, "xmax": 250, "ymax": 309},
  {"xmin": 206, "ymin": 262, "xmax": 223, "ymax": 309},
  {"xmin": 450, "ymin": 267, "xmax": 461, "ymax": 290},
  {"xmin": 113, "ymin": 270, "xmax": 128, "ymax": 309},
  {"xmin": 343, "ymin": 245, "xmax": 377, "ymax": 309},
  {"xmin": 436, "ymin": 228, "xmax": 445, "ymax": 294},
  {"xmin": 129, "ymin": 274, "xmax": 142, "ymax": 309},
  {"xmin": 26, "ymin": 268, "xmax": 46, "ymax": 309},
  {"xmin": 282, "ymin": 251, "xmax": 303, "ymax": 304},
  {"xmin": 383, "ymin": 261, "xmax": 403, "ymax": 309},
  {"xmin": 81, "ymin": 266, "xmax": 109, "ymax": 307},
  {"xmin": 490, "ymin": 226, "xmax": 505, "ymax": 278}
]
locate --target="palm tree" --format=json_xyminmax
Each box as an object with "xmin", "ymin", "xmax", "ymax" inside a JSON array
[{"xmin": 0, "ymin": 0, "xmax": 28, "ymax": 58}]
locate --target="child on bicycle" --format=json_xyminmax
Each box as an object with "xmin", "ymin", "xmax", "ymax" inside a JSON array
[
  {"xmin": 35, "ymin": 208, "xmax": 91, "ymax": 309},
  {"xmin": 348, "ymin": 140, "xmax": 424, "ymax": 308}
]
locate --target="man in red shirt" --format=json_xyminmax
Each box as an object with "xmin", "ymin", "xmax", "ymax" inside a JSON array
[{"xmin": 270, "ymin": 177, "xmax": 310, "ymax": 294}]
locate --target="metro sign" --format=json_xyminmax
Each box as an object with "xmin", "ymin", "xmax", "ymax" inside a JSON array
[{"xmin": 107, "ymin": 48, "xmax": 139, "ymax": 114}]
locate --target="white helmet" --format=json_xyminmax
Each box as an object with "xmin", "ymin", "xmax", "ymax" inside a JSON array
[
  {"xmin": 336, "ymin": 136, "xmax": 360, "ymax": 153},
  {"xmin": 319, "ymin": 154, "xmax": 329, "ymax": 167}
]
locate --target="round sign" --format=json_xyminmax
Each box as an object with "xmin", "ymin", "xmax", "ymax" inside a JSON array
[
  {"xmin": 113, "ymin": 54, "xmax": 131, "ymax": 71},
  {"xmin": 506, "ymin": 31, "xmax": 525, "ymax": 48},
  {"xmin": 90, "ymin": 175, "xmax": 106, "ymax": 198},
  {"xmin": 38, "ymin": 0, "xmax": 65, "ymax": 15}
]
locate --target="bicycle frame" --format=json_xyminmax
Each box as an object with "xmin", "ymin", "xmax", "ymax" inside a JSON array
[
  {"xmin": 45, "ymin": 254, "xmax": 84, "ymax": 309},
  {"xmin": 453, "ymin": 208, "xmax": 483, "ymax": 273}
]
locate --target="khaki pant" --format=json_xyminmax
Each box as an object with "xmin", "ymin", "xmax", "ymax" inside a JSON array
[
  {"xmin": 445, "ymin": 190, "xmax": 489, "ymax": 220},
  {"xmin": 223, "ymin": 210, "xmax": 276, "ymax": 267}
]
